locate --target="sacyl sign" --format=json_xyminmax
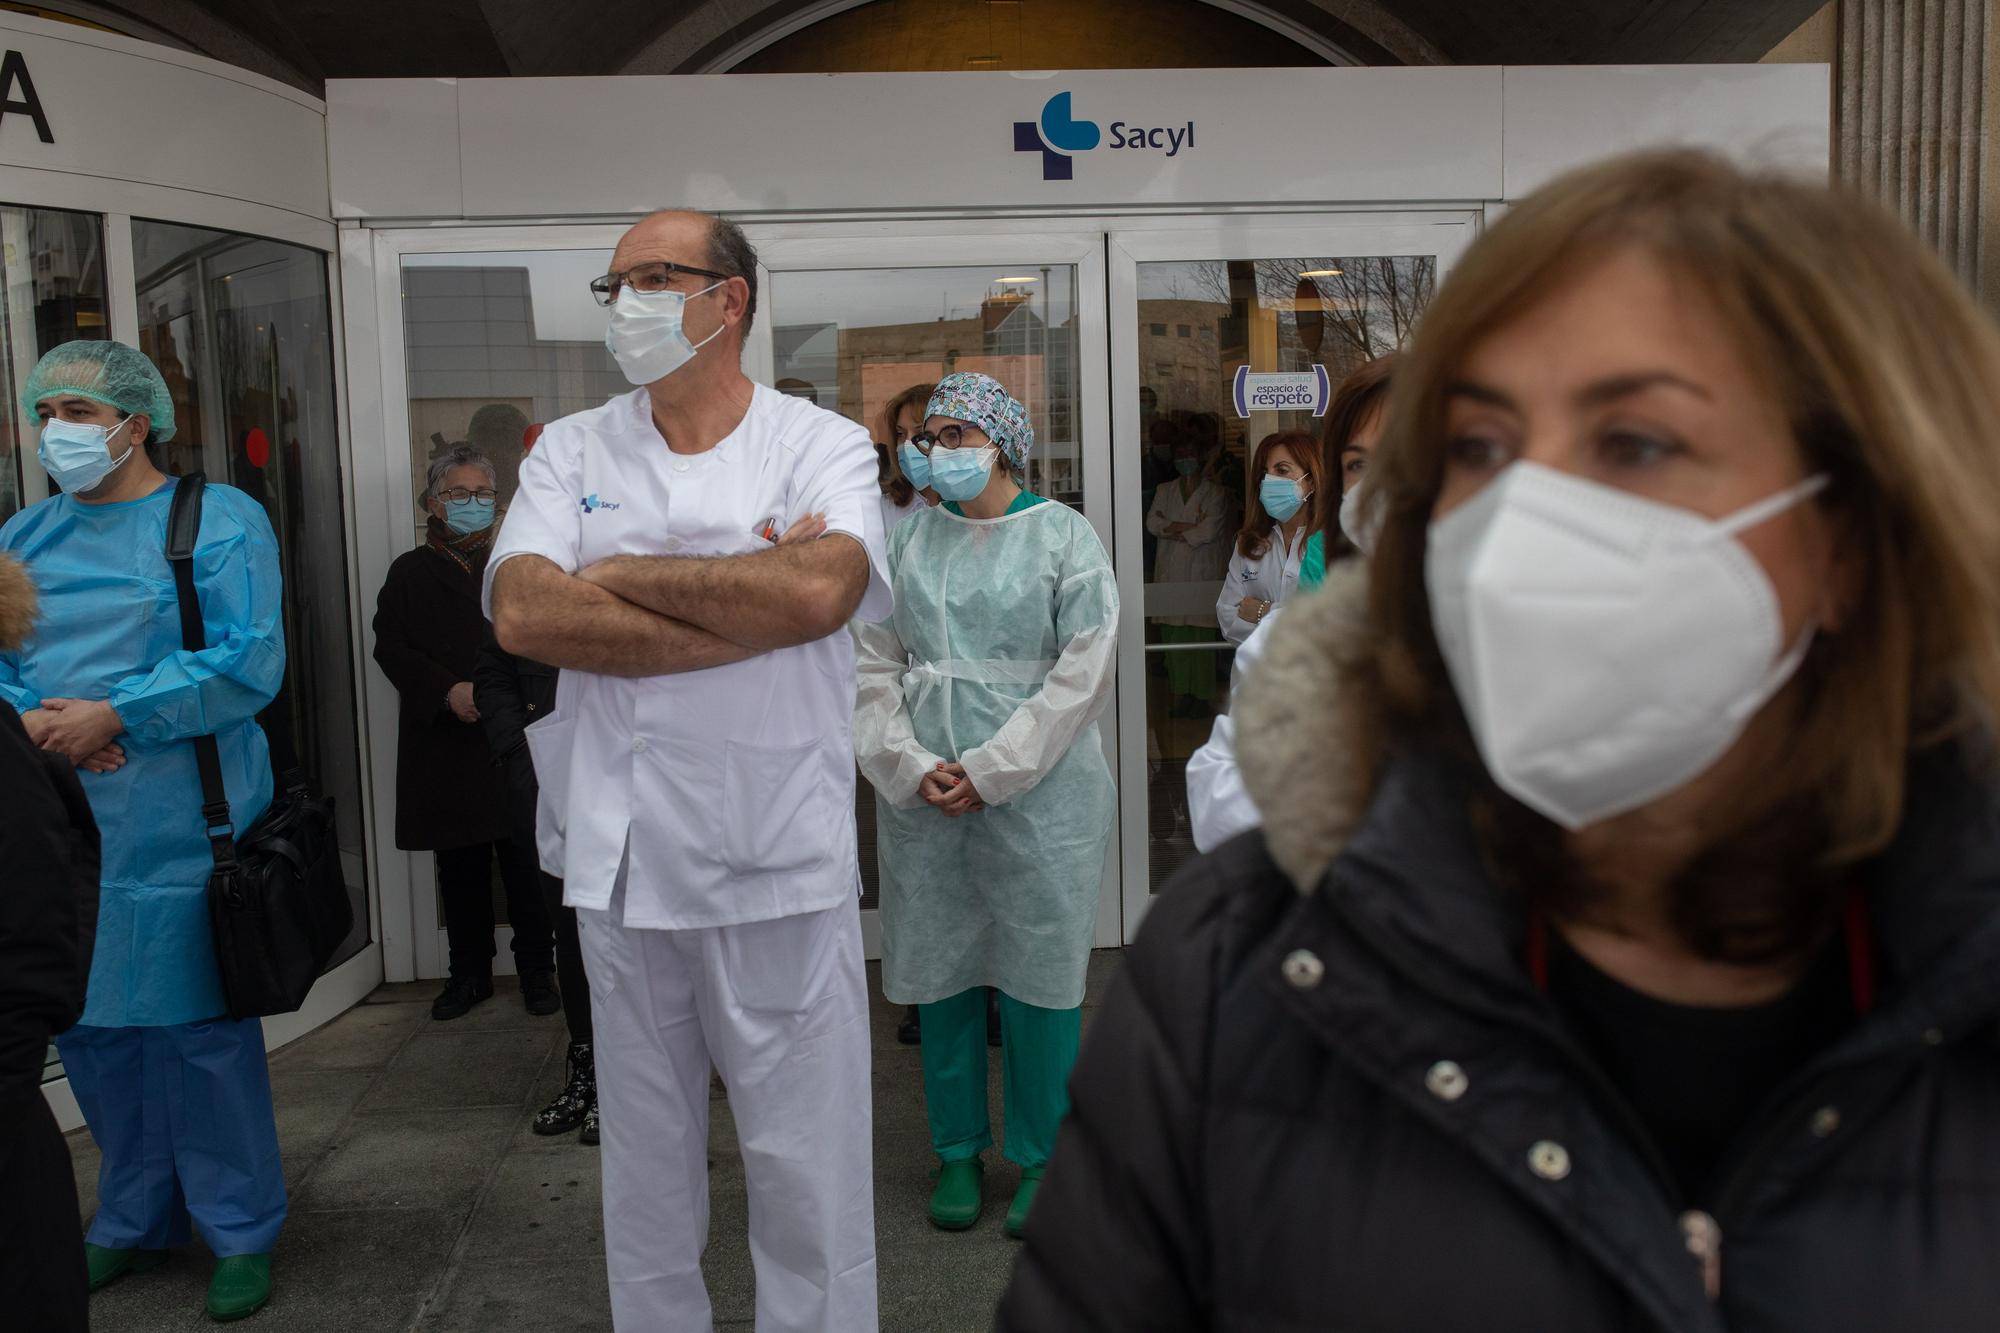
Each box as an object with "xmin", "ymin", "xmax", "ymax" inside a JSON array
[
  {"xmin": 0, "ymin": 50, "xmax": 51, "ymax": 143},
  {"xmin": 1013, "ymin": 91, "xmax": 1194, "ymax": 181}
]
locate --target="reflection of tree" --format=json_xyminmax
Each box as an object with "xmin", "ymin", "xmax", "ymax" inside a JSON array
[
  {"xmin": 1288, "ymin": 257, "xmax": 1434, "ymax": 361},
  {"xmin": 1153, "ymin": 256, "xmax": 1433, "ymax": 363}
]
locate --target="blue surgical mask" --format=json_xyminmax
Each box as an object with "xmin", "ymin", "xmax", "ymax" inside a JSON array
[
  {"xmin": 897, "ymin": 440, "xmax": 932, "ymax": 492},
  {"xmin": 604, "ymin": 281, "xmax": 726, "ymax": 386},
  {"xmin": 1260, "ymin": 475, "xmax": 1307, "ymax": 523},
  {"xmin": 1175, "ymin": 458, "xmax": 1199, "ymax": 479},
  {"xmin": 39, "ymin": 414, "xmax": 134, "ymax": 495},
  {"xmin": 445, "ymin": 496, "xmax": 496, "ymax": 535},
  {"xmin": 930, "ymin": 445, "xmax": 998, "ymax": 503}
]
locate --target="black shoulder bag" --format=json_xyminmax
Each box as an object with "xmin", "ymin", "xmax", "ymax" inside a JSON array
[{"xmin": 168, "ymin": 473, "xmax": 352, "ymax": 1019}]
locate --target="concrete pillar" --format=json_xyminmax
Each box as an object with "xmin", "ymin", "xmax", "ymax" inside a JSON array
[{"xmin": 1833, "ymin": 0, "xmax": 2000, "ymax": 309}]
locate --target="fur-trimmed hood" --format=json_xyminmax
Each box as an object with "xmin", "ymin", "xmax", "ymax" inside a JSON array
[
  {"xmin": 1235, "ymin": 557, "xmax": 1376, "ymax": 892},
  {"xmin": 0, "ymin": 553, "xmax": 34, "ymax": 651}
]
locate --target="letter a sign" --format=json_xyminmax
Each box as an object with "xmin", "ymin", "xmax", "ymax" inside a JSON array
[{"xmin": 0, "ymin": 51, "xmax": 52, "ymax": 144}]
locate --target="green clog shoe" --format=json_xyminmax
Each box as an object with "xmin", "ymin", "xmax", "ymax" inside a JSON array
[
  {"xmin": 1004, "ymin": 1165, "xmax": 1045, "ymax": 1239},
  {"xmin": 85, "ymin": 1243, "xmax": 168, "ymax": 1292},
  {"xmin": 928, "ymin": 1157, "xmax": 984, "ymax": 1231},
  {"xmin": 207, "ymin": 1253, "xmax": 272, "ymax": 1322}
]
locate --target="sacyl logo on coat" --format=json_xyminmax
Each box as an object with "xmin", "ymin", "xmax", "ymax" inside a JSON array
[
  {"xmin": 580, "ymin": 494, "xmax": 622, "ymax": 513},
  {"xmin": 1013, "ymin": 92, "xmax": 1193, "ymax": 181}
]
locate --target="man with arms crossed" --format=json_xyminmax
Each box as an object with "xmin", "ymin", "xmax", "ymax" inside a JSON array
[{"xmin": 487, "ymin": 210, "xmax": 888, "ymax": 1332}]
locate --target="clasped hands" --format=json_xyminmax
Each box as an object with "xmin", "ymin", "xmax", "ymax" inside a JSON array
[
  {"xmin": 22, "ymin": 697, "xmax": 127, "ymax": 774},
  {"xmin": 920, "ymin": 761, "xmax": 985, "ymax": 817}
]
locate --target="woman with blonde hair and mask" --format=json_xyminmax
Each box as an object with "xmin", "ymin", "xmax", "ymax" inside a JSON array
[
  {"xmin": 1001, "ymin": 150, "xmax": 2000, "ymax": 1330},
  {"xmin": 875, "ymin": 380, "xmax": 939, "ymax": 533}
]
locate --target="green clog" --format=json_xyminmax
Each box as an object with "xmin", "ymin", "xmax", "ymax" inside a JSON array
[
  {"xmin": 206, "ymin": 1253, "xmax": 272, "ymax": 1322},
  {"xmin": 85, "ymin": 1243, "xmax": 168, "ymax": 1292},
  {"xmin": 1004, "ymin": 1165, "xmax": 1045, "ymax": 1239},
  {"xmin": 928, "ymin": 1157, "xmax": 985, "ymax": 1231}
]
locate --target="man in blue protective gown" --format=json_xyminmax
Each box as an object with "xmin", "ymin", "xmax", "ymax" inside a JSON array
[{"xmin": 0, "ymin": 341, "xmax": 288, "ymax": 1323}]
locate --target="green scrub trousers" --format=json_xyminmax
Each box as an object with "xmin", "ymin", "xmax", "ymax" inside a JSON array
[{"xmin": 919, "ymin": 988, "xmax": 1081, "ymax": 1168}]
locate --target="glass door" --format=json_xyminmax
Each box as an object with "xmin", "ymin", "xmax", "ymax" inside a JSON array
[
  {"xmin": 1107, "ymin": 218, "xmax": 1473, "ymax": 940},
  {"xmin": 750, "ymin": 227, "xmax": 1118, "ymax": 956}
]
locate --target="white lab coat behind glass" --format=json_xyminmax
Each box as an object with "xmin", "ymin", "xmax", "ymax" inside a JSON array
[
  {"xmin": 1145, "ymin": 476, "xmax": 1234, "ymax": 627},
  {"xmin": 481, "ymin": 384, "xmax": 892, "ymax": 929},
  {"xmin": 1216, "ymin": 523, "xmax": 1307, "ymax": 645}
]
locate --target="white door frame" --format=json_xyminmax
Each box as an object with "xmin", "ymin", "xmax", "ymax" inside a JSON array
[
  {"xmin": 347, "ymin": 222, "xmax": 631, "ymax": 980},
  {"xmin": 1105, "ymin": 213, "xmax": 1479, "ymax": 942}
]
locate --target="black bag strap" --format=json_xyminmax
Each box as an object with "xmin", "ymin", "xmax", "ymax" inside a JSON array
[{"xmin": 166, "ymin": 473, "xmax": 237, "ymax": 869}]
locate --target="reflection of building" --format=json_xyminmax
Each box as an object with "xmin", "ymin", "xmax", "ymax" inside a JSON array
[
  {"xmin": 774, "ymin": 287, "xmax": 1082, "ymax": 497},
  {"xmin": 402, "ymin": 266, "xmax": 628, "ymax": 506},
  {"xmin": 1137, "ymin": 299, "xmax": 1226, "ymax": 417}
]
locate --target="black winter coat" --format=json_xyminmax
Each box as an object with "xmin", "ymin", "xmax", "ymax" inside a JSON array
[
  {"xmin": 371, "ymin": 540, "xmax": 508, "ymax": 851},
  {"xmin": 471, "ymin": 635, "xmax": 557, "ymax": 847},
  {"xmin": 0, "ymin": 701, "xmax": 98, "ymax": 1114},
  {"xmin": 999, "ymin": 575, "xmax": 2000, "ymax": 1333},
  {"xmin": 0, "ymin": 558, "xmax": 97, "ymax": 1333}
]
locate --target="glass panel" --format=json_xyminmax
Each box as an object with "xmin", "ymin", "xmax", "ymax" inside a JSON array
[
  {"xmin": 400, "ymin": 249, "xmax": 626, "ymax": 929},
  {"xmin": 768, "ymin": 263, "xmax": 1084, "ymax": 908},
  {"xmin": 132, "ymin": 220, "xmax": 368, "ymax": 965},
  {"xmin": 1, "ymin": 204, "xmax": 107, "ymax": 1089},
  {"xmin": 0, "ymin": 204, "xmax": 106, "ymax": 523},
  {"xmin": 1135, "ymin": 254, "xmax": 1434, "ymax": 894}
]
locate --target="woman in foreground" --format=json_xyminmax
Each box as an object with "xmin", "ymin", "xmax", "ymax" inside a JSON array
[{"xmin": 998, "ymin": 149, "xmax": 2000, "ymax": 1331}]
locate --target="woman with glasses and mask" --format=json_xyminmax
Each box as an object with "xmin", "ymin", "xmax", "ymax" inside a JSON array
[
  {"xmin": 374, "ymin": 445, "xmax": 556, "ymax": 1022},
  {"xmin": 1003, "ymin": 151, "xmax": 2000, "ymax": 1331},
  {"xmin": 855, "ymin": 372, "xmax": 1118, "ymax": 1240}
]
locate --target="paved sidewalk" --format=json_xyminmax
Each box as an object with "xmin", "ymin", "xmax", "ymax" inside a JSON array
[{"xmin": 69, "ymin": 953, "xmax": 1121, "ymax": 1332}]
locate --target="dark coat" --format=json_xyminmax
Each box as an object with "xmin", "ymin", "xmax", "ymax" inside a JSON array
[
  {"xmin": 471, "ymin": 635, "xmax": 557, "ymax": 846},
  {"xmin": 998, "ymin": 574, "xmax": 2000, "ymax": 1333},
  {"xmin": 0, "ymin": 558, "xmax": 96, "ymax": 1332},
  {"xmin": 372, "ymin": 541, "xmax": 507, "ymax": 851}
]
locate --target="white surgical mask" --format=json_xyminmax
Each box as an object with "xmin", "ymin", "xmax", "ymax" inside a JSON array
[
  {"xmin": 1339, "ymin": 483, "xmax": 1379, "ymax": 555},
  {"xmin": 604, "ymin": 281, "xmax": 725, "ymax": 386},
  {"xmin": 1425, "ymin": 461, "xmax": 1828, "ymax": 830},
  {"xmin": 39, "ymin": 414, "xmax": 134, "ymax": 495}
]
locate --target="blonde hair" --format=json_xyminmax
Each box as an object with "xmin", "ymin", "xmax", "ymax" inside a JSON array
[
  {"xmin": 873, "ymin": 382, "xmax": 936, "ymax": 505},
  {"xmin": 1358, "ymin": 149, "xmax": 2000, "ymax": 956}
]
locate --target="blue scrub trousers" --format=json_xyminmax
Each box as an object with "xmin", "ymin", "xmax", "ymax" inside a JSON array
[
  {"xmin": 919, "ymin": 989, "xmax": 1081, "ymax": 1169},
  {"xmin": 57, "ymin": 1018, "xmax": 287, "ymax": 1256}
]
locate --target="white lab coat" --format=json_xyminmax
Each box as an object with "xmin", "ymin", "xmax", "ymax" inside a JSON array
[
  {"xmin": 878, "ymin": 488, "xmax": 929, "ymax": 537},
  {"xmin": 1215, "ymin": 523, "xmax": 1308, "ymax": 645},
  {"xmin": 1145, "ymin": 476, "xmax": 1234, "ymax": 626},
  {"xmin": 1187, "ymin": 607, "xmax": 1279, "ymax": 852},
  {"xmin": 483, "ymin": 385, "xmax": 892, "ymax": 926},
  {"xmin": 487, "ymin": 385, "xmax": 891, "ymax": 1333}
]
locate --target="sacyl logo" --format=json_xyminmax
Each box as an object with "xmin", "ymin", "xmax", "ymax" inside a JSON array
[
  {"xmin": 1013, "ymin": 91, "xmax": 1195, "ymax": 182},
  {"xmin": 580, "ymin": 494, "xmax": 622, "ymax": 513}
]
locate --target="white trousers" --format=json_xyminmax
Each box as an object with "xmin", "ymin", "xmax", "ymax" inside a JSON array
[{"xmin": 579, "ymin": 886, "xmax": 879, "ymax": 1333}]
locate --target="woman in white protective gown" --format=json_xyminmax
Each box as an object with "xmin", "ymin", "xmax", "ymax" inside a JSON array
[{"xmin": 854, "ymin": 372, "xmax": 1118, "ymax": 1242}]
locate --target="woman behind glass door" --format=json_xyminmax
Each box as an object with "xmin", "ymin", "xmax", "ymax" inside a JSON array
[
  {"xmin": 1217, "ymin": 429, "xmax": 1320, "ymax": 643},
  {"xmin": 853, "ymin": 372, "xmax": 1118, "ymax": 1241}
]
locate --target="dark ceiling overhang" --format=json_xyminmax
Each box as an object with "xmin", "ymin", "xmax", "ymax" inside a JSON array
[{"xmin": 73, "ymin": 0, "xmax": 1828, "ymax": 93}]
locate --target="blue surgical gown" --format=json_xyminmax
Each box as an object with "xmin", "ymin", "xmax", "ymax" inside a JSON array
[{"xmin": 0, "ymin": 479, "xmax": 285, "ymax": 1027}]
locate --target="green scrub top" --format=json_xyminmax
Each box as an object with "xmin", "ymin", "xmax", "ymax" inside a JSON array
[{"xmin": 1298, "ymin": 529, "xmax": 1327, "ymax": 590}]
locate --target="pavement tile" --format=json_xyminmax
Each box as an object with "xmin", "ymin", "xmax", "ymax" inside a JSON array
[
  {"xmin": 291, "ymin": 1106, "xmax": 520, "ymax": 1212},
  {"xmin": 356, "ymin": 1028, "xmax": 558, "ymax": 1114}
]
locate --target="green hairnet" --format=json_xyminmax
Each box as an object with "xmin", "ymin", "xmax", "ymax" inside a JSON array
[{"xmin": 22, "ymin": 340, "xmax": 177, "ymax": 443}]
